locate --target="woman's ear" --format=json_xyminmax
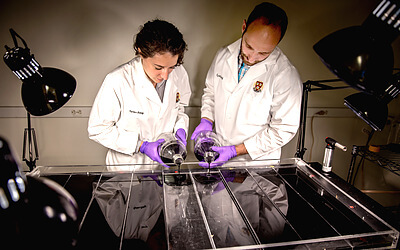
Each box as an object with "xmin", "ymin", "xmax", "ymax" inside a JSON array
[{"xmin": 137, "ymin": 48, "xmax": 144, "ymax": 60}]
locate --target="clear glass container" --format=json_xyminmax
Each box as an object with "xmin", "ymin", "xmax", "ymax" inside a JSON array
[
  {"xmin": 157, "ymin": 132, "xmax": 187, "ymax": 166},
  {"xmin": 193, "ymin": 131, "xmax": 222, "ymax": 164}
]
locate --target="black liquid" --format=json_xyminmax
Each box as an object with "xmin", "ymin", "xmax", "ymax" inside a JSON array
[
  {"xmin": 193, "ymin": 173, "xmax": 221, "ymax": 185},
  {"xmin": 164, "ymin": 173, "xmax": 193, "ymax": 186},
  {"xmin": 160, "ymin": 143, "xmax": 187, "ymax": 166},
  {"xmin": 194, "ymin": 141, "xmax": 219, "ymax": 162},
  {"xmin": 194, "ymin": 140, "xmax": 220, "ymax": 185}
]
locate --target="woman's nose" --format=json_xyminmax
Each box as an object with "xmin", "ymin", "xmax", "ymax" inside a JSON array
[{"xmin": 161, "ymin": 69, "xmax": 170, "ymax": 80}]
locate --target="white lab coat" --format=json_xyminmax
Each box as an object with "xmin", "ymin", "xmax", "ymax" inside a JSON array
[
  {"xmin": 88, "ymin": 56, "xmax": 191, "ymax": 169},
  {"xmin": 201, "ymin": 39, "xmax": 302, "ymax": 160}
]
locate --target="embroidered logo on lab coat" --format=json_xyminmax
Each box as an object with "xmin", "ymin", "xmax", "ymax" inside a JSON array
[
  {"xmin": 253, "ymin": 81, "xmax": 264, "ymax": 92},
  {"xmin": 176, "ymin": 92, "xmax": 180, "ymax": 103}
]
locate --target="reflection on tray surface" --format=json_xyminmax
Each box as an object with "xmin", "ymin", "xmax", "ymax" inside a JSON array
[{"xmin": 41, "ymin": 162, "xmax": 397, "ymax": 249}]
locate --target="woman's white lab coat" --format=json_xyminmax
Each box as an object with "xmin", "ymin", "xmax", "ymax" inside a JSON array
[
  {"xmin": 88, "ymin": 56, "xmax": 191, "ymax": 169},
  {"xmin": 201, "ymin": 39, "xmax": 302, "ymax": 160}
]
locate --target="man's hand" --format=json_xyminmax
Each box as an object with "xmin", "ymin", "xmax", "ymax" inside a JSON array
[
  {"xmin": 190, "ymin": 118, "xmax": 213, "ymax": 140},
  {"xmin": 209, "ymin": 145, "xmax": 237, "ymax": 168}
]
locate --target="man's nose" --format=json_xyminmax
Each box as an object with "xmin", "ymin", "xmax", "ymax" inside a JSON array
[{"xmin": 246, "ymin": 51, "xmax": 256, "ymax": 63}]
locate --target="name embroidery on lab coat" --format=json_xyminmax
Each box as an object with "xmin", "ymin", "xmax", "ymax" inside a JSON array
[
  {"xmin": 129, "ymin": 110, "xmax": 144, "ymax": 115},
  {"xmin": 176, "ymin": 92, "xmax": 180, "ymax": 103},
  {"xmin": 253, "ymin": 81, "xmax": 264, "ymax": 92}
]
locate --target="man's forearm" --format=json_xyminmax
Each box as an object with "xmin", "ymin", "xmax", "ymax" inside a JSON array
[{"xmin": 235, "ymin": 143, "xmax": 248, "ymax": 156}]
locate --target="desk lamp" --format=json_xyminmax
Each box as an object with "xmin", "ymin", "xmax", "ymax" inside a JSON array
[
  {"xmin": 313, "ymin": 0, "xmax": 400, "ymax": 131},
  {"xmin": 3, "ymin": 29, "xmax": 76, "ymax": 170}
]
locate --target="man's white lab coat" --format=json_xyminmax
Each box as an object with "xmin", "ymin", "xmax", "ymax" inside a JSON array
[{"xmin": 201, "ymin": 39, "xmax": 302, "ymax": 160}]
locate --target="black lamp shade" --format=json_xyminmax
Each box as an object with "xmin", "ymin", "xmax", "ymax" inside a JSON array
[
  {"xmin": 313, "ymin": 25, "xmax": 394, "ymax": 96},
  {"xmin": 312, "ymin": 1, "xmax": 400, "ymax": 131},
  {"xmin": 21, "ymin": 67, "xmax": 76, "ymax": 116},
  {"xmin": 4, "ymin": 41, "xmax": 76, "ymax": 116},
  {"xmin": 344, "ymin": 92, "xmax": 388, "ymax": 131}
]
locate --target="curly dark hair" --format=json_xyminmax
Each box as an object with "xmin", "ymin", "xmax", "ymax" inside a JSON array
[{"xmin": 133, "ymin": 19, "xmax": 187, "ymax": 66}]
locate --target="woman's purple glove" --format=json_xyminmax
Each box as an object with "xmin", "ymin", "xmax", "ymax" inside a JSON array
[
  {"xmin": 140, "ymin": 139, "xmax": 168, "ymax": 167},
  {"xmin": 209, "ymin": 145, "xmax": 237, "ymax": 168},
  {"xmin": 175, "ymin": 128, "xmax": 187, "ymax": 147},
  {"xmin": 190, "ymin": 118, "xmax": 213, "ymax": 140}
]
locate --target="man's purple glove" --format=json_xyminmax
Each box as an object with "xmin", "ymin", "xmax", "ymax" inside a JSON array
[
  {"xmin": 198, "ymin": 161, "xmax": 210, "ymax": 168},
  {"xmin": 190, "ymin": 118, "xmax": 213, "ymax": 140},
  {"xmin": 175, "ymin": 128, "xmax": 187, "ymax": 147},
  {"xmin": 209, "ymin": 145, "xmax": 237, "ymax": 168},
  {"xmin": 140, "ymin": 139, "xmax": 168, "ymax": 167}
]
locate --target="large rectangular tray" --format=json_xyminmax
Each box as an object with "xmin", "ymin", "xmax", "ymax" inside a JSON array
[{"xmin": 30, "ymin": 158, "xmax": 399, "ymax": 249}]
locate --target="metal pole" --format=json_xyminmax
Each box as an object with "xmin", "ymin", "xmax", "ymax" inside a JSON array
[
  {"xmin": 294, "ymin": 79, "xmax": 347, "ymax": 160},
  {"xmin": 23, "ymin": 112, "xmax": 38, "ymax": 171}
]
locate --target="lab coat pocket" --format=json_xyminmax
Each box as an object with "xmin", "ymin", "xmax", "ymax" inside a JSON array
[{"xmin": 241, "ymin": 93, "xmax": 271, "ymax": 125}]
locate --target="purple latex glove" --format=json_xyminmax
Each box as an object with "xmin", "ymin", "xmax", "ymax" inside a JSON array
[
  {"xmin": 175, "ymin": 128, "xmax": 187, "ymax": 147},
  {"xmin": 198, "ymin": 161, "xmax": 210, "ymax": 168},
  {"xmin": 140, "ymin": 139, "xmax": 168, "ymax": 167},
  {"xmin": 209, "ymin": 145, "xmax": 237, "ymax": 168},
  {"xmin": 190, "ymin": 118, "xmax": 213, "ymax": 140}
]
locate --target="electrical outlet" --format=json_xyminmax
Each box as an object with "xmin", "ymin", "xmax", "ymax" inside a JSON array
[
  {"xmin": 315, "ymin": 110, "xmax": 328, "ymax": 116},
  {"xmin": 362, "ymin": 127, "xmax": 371, "ymax": 135},
  {"xmin": 71, "ymin": 109, "xmax": 82, "ymax": 116}
]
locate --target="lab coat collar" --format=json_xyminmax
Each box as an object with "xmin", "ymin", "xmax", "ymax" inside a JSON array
[
  {"xmin": 227, "ymin": 38, "xmax": 281, "ymax": 69},
  {"xmin": 131, "ymin": 57, "xmax": 176, "ymax": 116},
  {"xmin": 132, "ymin": 57, "xmax": 163, "ymax": 106},
  {"xmin": 227, "ymin": 39, "xmax": 281, "ymax": 88}
]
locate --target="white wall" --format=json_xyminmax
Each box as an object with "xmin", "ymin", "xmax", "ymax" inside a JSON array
[{"xmin": 0, "ymin": 0, "xmax": 399, "ymax": 200}]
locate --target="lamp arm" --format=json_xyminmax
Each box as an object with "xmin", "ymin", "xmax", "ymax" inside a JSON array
[
  {"xmin": 295, "ymin": 82, "xmax": 310, "ymax": 159},
  {"xmin": 294, "ymin": 79, "xmax": 345, "ymax": 160}
]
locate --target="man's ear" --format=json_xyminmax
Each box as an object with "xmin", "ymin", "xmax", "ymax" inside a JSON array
[{"xmin": 242, "ymin": 19, "xmax": 247, "ymax": 34}]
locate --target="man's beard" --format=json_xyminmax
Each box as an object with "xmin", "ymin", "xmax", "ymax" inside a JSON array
[{"xmin": 240, "ymin": 50, "xmax": 260, "ymax": 66}]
